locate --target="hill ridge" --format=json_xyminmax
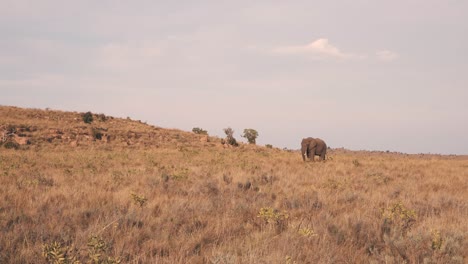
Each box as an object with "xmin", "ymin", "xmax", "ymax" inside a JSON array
[{"xmin": 0, "ymin": 105, "xmax": 217, "ymax": 150}]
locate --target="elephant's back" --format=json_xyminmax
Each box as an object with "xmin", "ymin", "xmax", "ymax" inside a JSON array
[{"xmin": 316, "ymin": 138, "xmax": 327, "ymax": 151}]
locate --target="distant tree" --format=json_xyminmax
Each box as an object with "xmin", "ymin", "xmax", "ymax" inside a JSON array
[
  {"xmin": 242, "ymin": 129, "xmax": 259, "ymax": 144},
  {"xmin": 192, "ymin": 127, "xmax": 208, "ymax": 135},
  {"xmin": 223, "ymin": 127, "xmax": 238, "ymax": 146},
  {"xmin": 82, "ymin": 111, "xmax": 93, "ymax": 124}
]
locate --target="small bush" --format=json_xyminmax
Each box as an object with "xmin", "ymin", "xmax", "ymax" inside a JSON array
[
  {"xmin": 431, "ymin": 229, "xmax": 443, "ymax": 250},
  {"xmin": 92, "ymin": 128, "xmax": 103, "ymax": 140},
  {"xmin": 96, "ymin": 113, "xmax": 108, "ymax": 122},
  {"xmin": 5, "ymin": 125, "xmax": 16, "ymax": 134},
  {"xmin": 223, "ymin": 127, "xmax": 238, "ymax": 146},
  {"xmin": 298, "ymin": 227, "xmax": 318, "ymax": 237},
  {"xmin": 226, "ymin": 137, "xmax": 238, "ymax": 146},
  {"xmin": 131, "ymin": 193, "xmax": 148, "ymax": 207},
  {"xmin": 265, "ymin": 144, "xmax": 273, "ymax": 149},
  {"xmin": 242, "ymin": 128, "xmax": 258, "ymax": 144},
  {"xmin": 82, "ymin": 111, "xmax": 93, "ymax": 124},
  {"xmin": 381, "ymin": 202, "xmax": 416, "ymax": 237},
  {"xmin": 87, "ymin": 235, "xmax": 120, "ymax": 263},
  {"xmin": 192, "ymin": 127, "xmax": 208, "ymax": 135},
  {"xmin": 42, "ymin": 241, "xmax": 78, "ymax": 264},
  {"xmin": 257, "ymin": 207, "xmax": 289, "ymax": 233},
  {"xmin": 352, "ymin": 159, "xmax": 361, "ymax": 167},
  {"xmin": 3, "ymin": 141, "xmax": 19, "ymax": 149}
]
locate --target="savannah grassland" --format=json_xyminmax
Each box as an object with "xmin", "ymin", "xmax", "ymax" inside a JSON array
[{"xmin": 0, "ymin": 107, "xmax": 467, "ymax": 264}]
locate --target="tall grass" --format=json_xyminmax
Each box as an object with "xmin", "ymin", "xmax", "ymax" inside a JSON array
[{"xmin": 0, "ymin": 106, "xmax": 467, "ymax": 263}]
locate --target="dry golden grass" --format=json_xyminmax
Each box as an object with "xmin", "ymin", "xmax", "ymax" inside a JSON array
[{"xmin": 1, "ymin": 106, "xmax": 467, "ymax": 263}]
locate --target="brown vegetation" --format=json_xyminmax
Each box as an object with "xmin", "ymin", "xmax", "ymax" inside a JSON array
[{"xmin": 1, "ymin": 106, "xmax": 467, "ymax": 263}]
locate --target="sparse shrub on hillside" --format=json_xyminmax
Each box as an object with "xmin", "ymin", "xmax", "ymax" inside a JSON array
[
  {"xmin": 192, "ymin": 127, "xmax": 208, "ymax": 135},
  {"xmin": 42, "ymin": 241, "xmax": 79, "ymax": 264},
  {"xmin": 431, "ymin": 229, "xmax": 443, "ymax": 250},
  {"xmin": 285, "ymin": 255, "xmax": 297, "ymax": 264},
  {"xmin": 222, "ymin": 174, "xmax": 232, "ymax": 184},
  {"xmin": 42, "ymin": 237, "xmax": 120, "ymax": 264},
  {"xmin": 352, "ymin": 159, "xmax": 361, "ymax": 167},
  {"xmin": 5, "ymin": 124, "xmax": 16, "ymax": 134},
  {"xmin": 265, "ymin": 144, "xmax": 273, "ymax": 149},
  {"xmin": 257, "ymin": 207, "xmax": 289, "ymax": 233},
  {"xmin": 131, "ymin": 193, "xmax": 148, "ymax": 207},
  {"xmin": 87, "ymin": 235, "xmax": 121, "ymax": 264},
  {"xmin": 381, "ymin": 202, "xmax": 416, "ymax": 238},
  {"xmin": 328, "ymin": 224, "xmax": 346, "ymax": 245},
  {"xmin": 223, "ymin": 127, "xmax": 238, "ymax": 146},
  {"xmin": 3, "ymin": 141, "xmax": 19, "ymax": 149},
  {"xmin": 82, "ymin": 111, "xmax": 93, "ymax": 124},
  {"xmin": 91, "ymin": 128, "xmax": 103, "ymax": 140},
  {"xmin": 96, "ymin": 113, "xmax": 108, "ymax": 122},
  {"xmin": 298, "ymin": 227, "xmax": 318, "ymax": 237},
  {"xmin": 237, "ymin": 180, "xmax": 252, "ymax": 190},
  {"xmin": 242, "ymin": 128, "xmax": 258, "ymax": 144},
  {"xmin": 1, "ymin": 126, "xmax": 16, "ymax": 144}
]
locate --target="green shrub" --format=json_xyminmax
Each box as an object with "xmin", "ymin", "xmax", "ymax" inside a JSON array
[
  {"xmin": 131, "ymin": 193, "xmax": 148, "ymax": 207},
  {"xmin": 42, "ymin": 241, "xmax": 79, "ymax": 264},
  {"xmin": 257, "ymin": 207, "xmax": 289, "ymax": 233},
  {"xmin": 381, "ymin": 201, "xmax": 416, "ymax": 237},
  {"xmin": 265, "ymin": 144, "xmax": 273, "ymax": 149},
  {"xmin": 5, "ymin": 125, "xmax": 16, "ymax": 134},
  {"xmin": 92, "ymin": 128, "xmax": 103, "ymax": 140},
  {"xmin": 192, "ymin": 127, "xmax": 208, "ymax": 135},
  {"xmin": 82, "ymin": 111, "xmax": 93, "ymax": 124},
  {"xmin": 3, "ymin": 141, "xmax": 19, "ymax": 149}
]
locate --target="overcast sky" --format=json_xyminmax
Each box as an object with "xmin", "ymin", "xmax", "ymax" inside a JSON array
[{"xmin": 1, "ymin": 1, "xmax": 467, "ymax": 154}]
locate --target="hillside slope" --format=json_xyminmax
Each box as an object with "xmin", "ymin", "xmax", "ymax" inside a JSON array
[
  {"xmin": 0, "ymin": 106, "xmax": 215, "ymax": 149},
  {"xmin": 0, "ymin": 106, "xmax": 467, "ymax": 263}
]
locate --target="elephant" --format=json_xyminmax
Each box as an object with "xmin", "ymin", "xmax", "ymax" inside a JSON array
[{"xmin": 301, "ymin": 137, "xmax": 327, "ymax": 161}]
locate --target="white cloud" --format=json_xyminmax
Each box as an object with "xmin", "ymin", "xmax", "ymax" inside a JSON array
[
  {"xmin": 376, "ymin": 50, "xmax": 399, "ymax": 61},
  {"xmin": 274, "ymin": 38, "xmax": 358, "ymax": 59}
]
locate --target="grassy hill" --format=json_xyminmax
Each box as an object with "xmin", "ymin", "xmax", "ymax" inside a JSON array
[{"xmin": 1, "ymin": 106, "xmax": 467, "ymax": 263}]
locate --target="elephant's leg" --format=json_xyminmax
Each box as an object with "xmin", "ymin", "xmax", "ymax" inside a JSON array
[
  {"xmin": 319, "ymin": 152, "xmax": 326, "ymax": 161},
  {"xmin": 309, "ymin": 147, "xmax": 316, "ymax": 162},
  {"xmin": 319, "ymin": 146, "xmax": 327, "ymax": 161}
]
